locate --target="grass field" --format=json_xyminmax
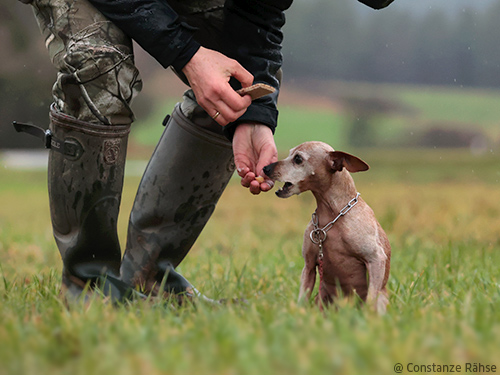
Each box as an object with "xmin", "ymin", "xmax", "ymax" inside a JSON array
[
  {"xmin": 1, "ymin": 82, "xmax": 500, "ymax": 375},
  {"xmin": 131, "ymin": 82, "xmax": 500, "ymax": 153},
  {"xmin": 1, "ymin": 149, "xmax": 500, "ymax": 375}
]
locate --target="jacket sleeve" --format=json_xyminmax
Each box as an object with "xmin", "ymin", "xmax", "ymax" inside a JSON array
[
  {"xmin": 357, "ymin": 0, "xmax": 394, "ymax": 10},
  {"xmin": 87, "ymin": 0, "xmax": 201, "ymax": 71},
  {"xmin": 221, "ymin": 0, "xmax": 293, "ymax": 140}
]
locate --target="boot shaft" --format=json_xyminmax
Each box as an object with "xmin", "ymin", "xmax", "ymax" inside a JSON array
[
  {"xmin": 122, "ymin": 104, "xmax": 234, "ymax": 292},
  {"xmin": 48, "ymin": 105, "xmax": 129, "ymax": 284}
]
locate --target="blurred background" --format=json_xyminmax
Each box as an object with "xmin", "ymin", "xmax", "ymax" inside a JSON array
[
  {"xmin": 3, "ymin": 2, "xmax": 500, "ymax": 372},
  {"xmin": 1, "ymin": 0, "xmax": 500, "ymax": 158}
]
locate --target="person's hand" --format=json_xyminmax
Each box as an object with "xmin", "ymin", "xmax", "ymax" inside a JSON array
[
  {"xmin": 182, "ymin": 47, "xmax": 253, "ymax": 126},
  {"xmin": 233, "ymin": 123, "xmax": 278, "ymax": 195}
]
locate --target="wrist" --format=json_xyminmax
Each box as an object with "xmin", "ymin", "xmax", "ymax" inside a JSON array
[{"xmin": 172, "ymin": 41, "xmax": 201, "ymax": 73}]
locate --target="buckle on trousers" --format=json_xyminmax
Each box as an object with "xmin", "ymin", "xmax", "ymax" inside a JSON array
[{"xmin": 12, "ymin": 121, "xmax": 83, "ymax": 158}]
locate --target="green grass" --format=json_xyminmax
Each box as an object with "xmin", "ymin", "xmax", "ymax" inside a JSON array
[
  {"xmin": 393, "ymin": 85, "xmax": 500, "ymax": 131},
  {"xmin": 130, "ymin": 99, "xmax": 178, "ymax": 147},
  {"xmin": 371, "ymin": 85, "xmax": 500, "ymax": 145},
  {"xmin": 130, "ymin": 101, "xmax": 350, "ymax": 154},
  {"xmin": 2, "ymin": 81, "xmax": 500, "ymax": 374},
  {"xmin": 274, "ymin": 105, "xmax": 349, "ymax": 152},
  {"xmin": 130, "ymin": 82, "xmax": 500, "ymax": 153},
  {"xmin": 355, "ymin": 148, "xmax": 500, "ymax": 184},
  {"xmin": 1, "ymin": 147, "xmax": 500, "ymax": 375}
]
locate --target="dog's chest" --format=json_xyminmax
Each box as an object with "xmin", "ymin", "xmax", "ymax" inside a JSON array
[
  {"xmin": 308, "ymin": 231, "xmax": 368, "ymax": 292},
  {"xmin": 304, "ymin": 223, "xmax": 366, "ymax": 267},
  {"xmin": 303, "ymin": 225, "xmax": 346, "ymax": 262}
]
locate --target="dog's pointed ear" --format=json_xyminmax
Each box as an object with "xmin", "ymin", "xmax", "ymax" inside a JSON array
[{"xmin": 328, "ymin": 151, "xmax": 370, "ymax": 173}]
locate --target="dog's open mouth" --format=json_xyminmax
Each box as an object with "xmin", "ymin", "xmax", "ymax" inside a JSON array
[{"xmin": 275, "ymin": 181, "xmax": 294, "ymax": 197}]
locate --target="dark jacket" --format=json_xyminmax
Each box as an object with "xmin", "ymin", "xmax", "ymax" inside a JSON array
[
  {"xmin": 87, "ymin": 0, "xmax": 393, "ymax": 138},
  {"xmin": 358, "ymin": 0, "xmax": 394, "ymax": 10}
]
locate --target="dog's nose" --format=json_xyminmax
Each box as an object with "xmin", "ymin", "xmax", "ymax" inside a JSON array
[{"xmin": 263, "ymin": 164, "xmax": 272, "ymax": 177}]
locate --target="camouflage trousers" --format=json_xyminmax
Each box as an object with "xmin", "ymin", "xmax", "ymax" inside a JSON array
[{"xmin": 25, "ymin": 0, "xmax": 226, "ymax": 126}]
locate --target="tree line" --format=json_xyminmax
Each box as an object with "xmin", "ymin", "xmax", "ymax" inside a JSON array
[
  {"xmin": 283, "ymin": 0, "xmax": 500, "ymax": 88},
  {"xmin": 2, "ymin": 0, "xmax": 500, "ymax": 148}
]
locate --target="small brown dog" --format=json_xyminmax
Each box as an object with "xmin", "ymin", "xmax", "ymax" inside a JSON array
[{"xmin": 263, "ymin": 141, "xmax": 391, "ymax": 314}]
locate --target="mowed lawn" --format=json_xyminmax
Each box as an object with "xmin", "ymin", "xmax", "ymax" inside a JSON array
[{"xmin": 1, "ymin": 146, "xmax": 500, "ymax": 375}]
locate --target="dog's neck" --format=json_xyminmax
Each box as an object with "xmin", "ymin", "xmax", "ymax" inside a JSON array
[{"xmin": 311, "ymin": 170, "xmax": 358, "ymax": 224}]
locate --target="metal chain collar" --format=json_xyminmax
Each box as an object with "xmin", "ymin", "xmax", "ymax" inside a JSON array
[{"xmin": 309, "ymin": 192, "xmax": 361, "ymax": 258}]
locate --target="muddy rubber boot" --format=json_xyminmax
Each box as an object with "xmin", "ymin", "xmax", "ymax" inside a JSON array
[
  {"xmin": 48, "ymin": 105, "xmax": 134, "ymax": 302},
  {"xmin": 121, "ymin": 102, "xmax": 235, "ymax": 298}
]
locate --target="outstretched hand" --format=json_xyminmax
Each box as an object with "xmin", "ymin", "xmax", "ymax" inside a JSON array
[
  {"xmin": 182, "ymin": 47, "xmax": 277, "ymax": 195},
  {"xmin": 182, "ymin": 47, "xmax": 253, "ymax": 126},
  {"xmin": 233, "ymin": 123, "xmax": 278, "ymax": 195}
]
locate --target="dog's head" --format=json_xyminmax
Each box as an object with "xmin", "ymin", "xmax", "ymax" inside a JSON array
[{"xmin": 263, "ymin": 141, "xmax": 369, "ymax": 198}]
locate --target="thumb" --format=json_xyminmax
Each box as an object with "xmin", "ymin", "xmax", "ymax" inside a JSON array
[
  {"xmin": 256, "ymin": 143, "xmax": 278, "ymax": 177},
  {"xmin": 234, "ymin": 153, "xmax": 252, "ymax": 178},
  {"xmin": 231, "ymin": 63, "xmax": 254, "ymax": 88}
]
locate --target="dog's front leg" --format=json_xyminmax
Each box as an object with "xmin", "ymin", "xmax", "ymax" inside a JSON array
[
  {"xmin": 365, "ymin": 250, "xmax": 388, "ymax": 314},
  {"xmin": 298, "ymin": 263, "xmax": 316, "ymax": 304}
]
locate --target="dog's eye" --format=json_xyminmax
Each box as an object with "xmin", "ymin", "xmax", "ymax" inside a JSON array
[{"xmin": 294, "ymin": 154, "xmax": 303, "ymax": 165}]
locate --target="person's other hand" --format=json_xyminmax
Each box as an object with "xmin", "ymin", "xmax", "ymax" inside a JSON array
[
  {"xmin": 233, "ymin": 123, "xmax": 278, "ymax": 195},
  {"xmin": 182, "ymin": 47, "xmax": 253, "ymax": 125}
]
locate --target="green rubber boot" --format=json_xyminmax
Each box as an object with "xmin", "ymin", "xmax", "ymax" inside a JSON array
[
  {"xmin": 48, "ymin": 105, "xmax": 134, "ymax": 302},
  {"xmin": 121, "ymin": 101, "xmax": 234, "ymax": 298}
]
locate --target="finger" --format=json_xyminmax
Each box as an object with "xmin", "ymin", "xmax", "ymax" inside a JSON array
[
  {"xmin": 233, "ymin": 146, "xmax": 252, "ymax": 178},
  {"xmin": 212, "ymin": 97, "xmax": 250, "ymax": 125},
  {"xmin": 236, "ymin": 166, "xmax": 250, "ymax": 178},
  {"xmin": 231, "ymin": 63, "xmax": 254, "ymax": 89},
  {"xmin": 211, "ymin": 111, "xmax": 228, "ymax": 126},
  {"xmin": 240, "ymin": 171, "xmax": 256, "ymax": 188},
  {"xmin": 248, "ymin": 180, "xmax": 262, "ymax": 195},
  {"xmin": 258, "ymin": 178, "xmax": 274, "ymax": 192},
  {"xmin": 219, "ymin": 86, "xmax": 252, "ymax": 115},
  {"xmin": 211, "ymin": 106, "xmax": 242, "ymax": 127}
]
